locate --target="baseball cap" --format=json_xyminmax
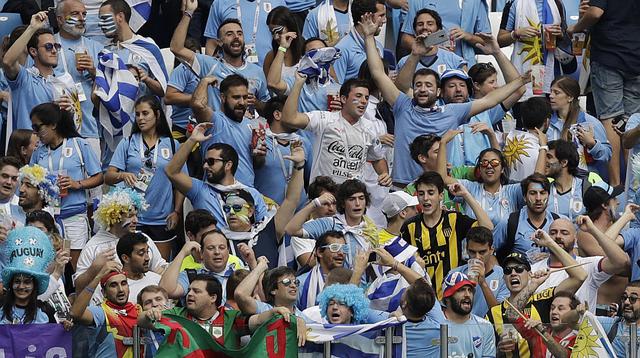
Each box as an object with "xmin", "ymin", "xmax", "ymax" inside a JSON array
[
  {"xmin": 582, "ymin": 181, "xmax": 623, "ymax": 212},
  {"xmin": 442, "ymin": 271, "xmax": 476, "ymax": 298},
  {"xmin": 440, "ymin": 69, "xmax": 470, "ymax": 82},
  {"xmin": 502, "ymin": 252, "xmax": 531, "ymax": 271},
  {"xmin": 381, "ymin": 191, "xmax": 419, "ymax": 217}
]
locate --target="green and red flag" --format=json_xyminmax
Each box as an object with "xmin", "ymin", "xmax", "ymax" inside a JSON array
[{"xmin": 153, "ymin": 314, "xmax": 298, "ymax": 358}]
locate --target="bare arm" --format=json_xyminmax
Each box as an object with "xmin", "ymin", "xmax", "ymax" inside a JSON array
[
  {"xmin": 71, "ymin": 264, "xmax": 119, "ymax": 325},
  {"xmin": 533, "ymin": 230, "xmax": 587, "ymax": 294},
  {"xmin": 159, "ymin": 241, "xmax": 200, "ymax": 298},
  {"xmin": 235, "ymin": 258, "xmax": 270, "ymax": 315},
  {"xmin": 164, "ymin": 123, "xmax": 212, "ymax": 195},
  {"xmin": 165, "ymin": 86, "xmax": 192, "ymax": 106},
  {"xmin": 374, "ymin": 248, "xmax": 422, "ymax": 284},
  {"xmin": 605, "ymin": 204, "xmax": 640, "ymax": 246},
  {"xmin": 3, "ymin": 12, "xmax": 48, "ymax": 80},
  {"xmin": 569, "ymin": 6, "xmax": 604, "ymax": 34},
  {"xmin": 266, "ymin": 32, "xmax": 297, "ymax": 94},
  {"xmin": 451, "ymin": 183, "xmax": 494, "ymax": 230},
  {"xmin": 435, "ymin": 129, "xmax": 463, "ymax": 185},
  {"xmin": 469, "ymin": 73, "xmax": 529, "ymax": 118},
  {"xmin": 191, "ymin": 77, "xmax": 216, "ymax": 123},
  {"xmin": 205, "ymin": 38, "xmax": 218, "ymax": 56},
  {"xmin": 534, "ymin": 130, "xmax": 548, "ymax": 174},
  {"xmin": 362, "ymin": 13, "xmax": 400, "ymax": 106},
  {"xmin": 274, "ymin": 144, "xmax": 305, "ymax": 240},
  {"xmin": 281, "ymin": 74, "xmax": 311, "ymax": 130},
  {"xmin": 622, "ymin": 126, "xmax": 640, "ymax": 149},
  {"xmin": 577, "ymin": 215, "xmax": 630, "ymax": 275}
]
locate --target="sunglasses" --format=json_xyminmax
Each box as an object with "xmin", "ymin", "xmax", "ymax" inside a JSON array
[
  {"xmin": 479, "ymin": 159, "xmax": 501, "ymax": 168},
  {"xmin": 321, "ymin": 243, "xmax": 346, "ymax": 253},
  {"xmin": 504, "ymin": 266, "xmax": 527, "ymax": 275},
  {"xmin": 622, "ymin": 294, "xmax": 639, "ymax": 304},
  {"xmin": 280, "ymin": 278, "xmax": 300, "ymax": 287},
  {"xmin": 223, "ymin": 203, "xmax": 249, "ymax": 213},
  {"xmin": 40, "ymin": 42, "xmax": 62, "ymax": 52},
  {"xmin": 143, "ymin": 148, "xmax": 154, "ymax": 168},
  {"xmin": 204, "ymin": 157, "xmax": 226, "ymax": 166}
]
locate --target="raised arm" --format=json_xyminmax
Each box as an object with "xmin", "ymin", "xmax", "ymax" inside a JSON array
[
  {"xmin": 190, "ymin": 77, "xmax": 216, "ymax": 123},
  {"xmin": 164, "ymin": 123, "xmax": 212, "ymax": 195},
  {"xmin": 266, "ymin": 32, "xmax": 297, "ymax": 95},
  {"xmin": 284, "ymin": 192, "xmax": 335, "ymax": 238},
  {"xmin": 468, "ymin": 72, "xmax": 530, "ymax": 118},
  {"xmin": 374, "ymin": 248, "xmax": 422, "ymax": 283},
  {"xmin": 71, "ymin": 263, "xmax": 120, "ymax": 325},
  {"xmin": 533, "ymin": 230, "xmax": 587, "ymax": 294},
  {"xmin": 169, "ymin": 0, "xmax": 198, "ymax": 65},
  {"xmin": 436, "ymin": 129, "xmax": 463, "ymax": 185},
  {"xmin": 3, "ymin": 12, "xmax": 48, "ymax": 80},
  {"xmin": 506, "ymin": 269, "xmax": 551, "ymax": 321},
  {"xmin": 274, "ymin": 142, "xmax": 306, "ymax": 240},
  {"xmin": 448, "ymin": 182, "xmax": 494, "ymax": 230},
  {"xmin": 361, "ymin": 13, "xmax": 400, "ymax": 106},
  {"xmin": 235, "ymin": 257, "xmax": 270, "ymax": 315},
  {"xmin": 568, "ymin": 2, "xmax": 604, "ymax": 35},
  {"xmin": 605, "ymin": 204, "xmax": 640, "ymax": 247},
  {"xmin": 534, "ymin": 129, "xmax": 548, "ymax": 174},
  {"xmin": 158, "ymin": 241, "xmax": 201, "ymax": 298},
  {"xmin": 576, "ymin": 215, "xmax": 630, "ymax": 275},
  {"xmin": 281, "ymin": 73, "xmax": 311, "ymax": 130}
]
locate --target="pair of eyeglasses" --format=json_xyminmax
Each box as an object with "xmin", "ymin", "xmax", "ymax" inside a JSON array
[
  {"xmin": 223, "ymin": 203, "xmax": 249, "ymax": 213},
  {"xmin": 504, "ymin": 266, "xmax": 527, "ymax": 274},
  {"xmin": 479, "ymin": 159, "xmax": 501, "ymax": 168},
  {"xmin": 621, "ymin": 294, "xmax": 639, "ymax": 304},
  {"xmin": 204, "ymin": 157, "xmax": 226, "ymax": 166},
  {"xmin": 40, "ymin": 42, "xmax": 62, "ymax": 52},
  {"xmin": 280, "ymin": 278, "xmax": 300, "ymax": 287},
  {"xmin": 320, "ymin": 243, "xmax": 346, "ymax": 253}
]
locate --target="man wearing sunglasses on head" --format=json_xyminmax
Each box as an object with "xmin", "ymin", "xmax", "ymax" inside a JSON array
[{"xmin": 598, "ymin": 281, "xmax": 640, "ymax": 358}]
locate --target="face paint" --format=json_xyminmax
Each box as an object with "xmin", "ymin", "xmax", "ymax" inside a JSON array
[
  {"xmin": 351, "ymin": 99, "xmax": 360, "ymax": 104},
  {"xmin": 225, "ymin": 196, "xmax": 252, "ymax": 224},
  {"xmin": 62, "ymin": 16, "xmax": 85, "ymax": 36},
  {"xmin": 530, "ymin": 183, "xmax": 544, "ymax": 191},
  {"xmin": 99, "ymin": 14, "xmax": 117, "ymax": 35},
  {"xmin": 121, "ymin": 216, "xmax": 136, "ymax": 229}
]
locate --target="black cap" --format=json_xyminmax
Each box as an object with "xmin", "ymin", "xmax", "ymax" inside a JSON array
[
  {"xmin": 503, "ymin": 252, "xmax": 531, "ymax": 271},
  {"xmin": 582, "ymin": 181, "xmax": 623, "ymax": 212}
]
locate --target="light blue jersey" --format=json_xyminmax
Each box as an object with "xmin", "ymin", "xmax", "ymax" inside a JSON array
[
  {"xmin": 492, "ymin": 208, "xmax": 560, "ymax": 254},
  {"xmin": 303, "ymin": 4, "xmax": 351, "ymax": 41},
  {"xmin": 87, "ymin": 306, "xmax": 122, "ymax": 358},
  {"xmin": 547, "ymin": 177, "xmax": 589, "ymax": 221},
  {"xmin": 450, "ymin": 264, "xmax": 510, "ymax": 317},
  {"xmin": 8, "ymin": 66, "xmax": 54, "ymax": 130},
  {"xmin": 283, "ymin": 75, "xmax": 341, "ymax": 113},
  {"xmin": 392, "ymin": 92, "xmax": 472, "ymax": 185},
  {"xmin": 444, "ymin": 314, "xmax": 496, "ymax": 358},
  {"xmin": 598, "ymin": 316, "xmax": 639, "ymax": 358},
  {"xmin": 30, "ymin": 138, "xmax": 101, "ymax": 218},
  {"xmin": 396, "ymin": 48, "xmax": 468, "ymax": 75},
  {"xmin": 285, "ymin": 0, "xmax": 316, "ymax": 12},
  {"xmin": 167, "ymin": 64, "xmax": 200, "ymax": 129},
  {"xmin": 302, "ymin": 216, "xmax": 370, "ymax": 270},
  {"xmin": 333, "ymin": 29, "xmax": 383, "ymax": 83},
  {"xmin": 203, "ymin": 0, "xmax": 286, "ymax": 66},
  {"xmin": 0, "ymin": 306, "xmax": 49, "ymax": 324},
  {"xmin": 457, "ymin": 179, "xmax": 524, "ymax": 226},
  {"xmin": 54, "ymin": 34, "xmax": 104, "ymax": 139},
  {"xmin": 109, "ymin": 134, "xmax": 185, "ymax": 226},
  {"xmin": 620, "ymin": 228, "xmax": 640, "ymax": 281},
  {"xmin": 447, "ymin": 104, "xmax": 506, "ymax": 167},
  {"xmin": 405, "ymin": 304, "xmax": 446, "ymax": 358}
]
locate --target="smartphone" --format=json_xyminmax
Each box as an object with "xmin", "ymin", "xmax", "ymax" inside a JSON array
[
  {"xmin": 503, "ymin": 324, "xmax": 519, "ymax": 340},
  {"xmin": 368, "ymin": 252, "xmax": 377, "ymax": 263},
  {"xmin": 423, "ymin": 29, "xmax": 449, "ymax": 48}
]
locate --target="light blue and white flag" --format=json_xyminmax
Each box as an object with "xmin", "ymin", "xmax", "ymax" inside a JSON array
[
  {"xmin": 94, "ymin": 50, "xmax": 138, "ymax": 150},
  {"xmin": 120, "ymin": 35, "xmax": 169, "ymax": 92},
  {"xmin": 300, "ymin": 316, "xmax": 406, "ymax": 358},
  {"xmin": 126, "ymin": 0, "xmax": 152, "ymax": 32}
]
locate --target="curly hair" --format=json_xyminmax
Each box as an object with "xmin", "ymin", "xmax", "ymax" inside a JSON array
[{"xmin": 318, "ymin": 284, "xmax": 370, "ymax": 324}]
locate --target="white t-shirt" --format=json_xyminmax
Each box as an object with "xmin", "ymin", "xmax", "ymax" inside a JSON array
[
  {"xmin": 305, "ymin": 111, "xmax": 385, "ymax": 184},
  {"xmin": 90, "ymin": 271, "xmax": 162, "ymax": 306},
  {"xmin": 532, "ymin": 256, "xmax": 611, "ymax": 312},
  {"xmin": 503, "ymin": 130, "xmax": 540, "ymax": 182}
]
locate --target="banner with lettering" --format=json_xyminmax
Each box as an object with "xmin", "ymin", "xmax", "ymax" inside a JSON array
[{"xmin": 0, "ymin": 323, "xmax": 72, "ymax": 357}]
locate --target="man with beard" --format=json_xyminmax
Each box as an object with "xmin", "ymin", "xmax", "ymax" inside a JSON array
[
  {"xmin": 172, "ymin": 0, "xmax": 270, "ymax": 115},
  {"xmin": 2, "ymin": 12, "xmax": 64, "ymax": 131},
  {"xmin": 71, "ymin": 267, "xmax": 144, "ymax": 358},
  {"xmin": 189, "ymin": 74, "xmax": 263, "ymax": 186},
  {"xmin": 0, "ymin": 157, "xmax": 26, "ymax": 226},
  {"xmin": 493, "ymin": 173, "xmax": 562, "ymax": 263},
  {"xmin": 90, "ymin": 232, "xmax": 161, "ymax": 305},
  {"xmin": 530, "ymin": 216, "xmax": 629, "ymax": 313},
  {"xmin": 441, "ymin": 271, "xmax": 496, "ymax": 358},
  {"xmin": 17, "ymin": 164, "xmax": 59, "ymax": 215},
  {"xmin": 360, "ymin": 13, "xmax": 529, "ymax": 189},
  {"xmin": 598, "ymin": 281, "xmax": 640, "ymax": 358},
  {"xmin": 53, "ymin": 0, "xmax": 104, "ymax": 152}
]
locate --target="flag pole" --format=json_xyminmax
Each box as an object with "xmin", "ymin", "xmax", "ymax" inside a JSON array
[{"xmin": 439, "ymin": 324, "xmax": 448, "ymax": 358}]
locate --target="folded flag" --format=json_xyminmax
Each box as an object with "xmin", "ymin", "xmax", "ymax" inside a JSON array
[
  {"xmin": 153, "ymin": 313, "xmax": 298, "ymax": 358},
  {"xmin": 297, "ymin": 47, "xmax": 340, "ymax": 87},
  {"xmin": 126, "ymin": 0, "xmax": 152, "ymax": 32}
]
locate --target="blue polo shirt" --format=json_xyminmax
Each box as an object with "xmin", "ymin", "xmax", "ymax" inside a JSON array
[
  {"xmin": 392, "ymin": 92, "xmax": 472, "ymax": 185},
  {"xmin": 109, "ymin": 134, "xmax": 186, "ymax": 226},
  {"xmin": 167, "ymin": 63, "xmax": 200, "ymax": 129},
  {"xmin": 203, "ymin": 0, "xmax": 286, "ymax": 66},
  {"xmin": 333, "ymin": 30, "xmax": 384, "ymax": 83},
  {"xmin": 620, "ymin": 228, "xmax": 640, "ymax": 281},
  {"xmin": 303, "ymin": 4, "xmax": 352, "ymax": 41},
  {"xmin": 457, "ymin": 180, "xmax": 524, "ymax": 226},
  {"xmin": 406, "ymin": 303, "xmax": 446, "ymax": 358},
  {"xmin": 450, "ymin": 264, "xmax": 510, "ymax": 318},
  {"xmin": 396, "ymin": 49, "xmax": 468, "ymax": 75},
  {"xmin": 492, "ymin": 208, "xmax": 560, "ymax": 255},
  {"xmin": 285, "ymin": 0, "xmax": 316, "ymax": 12},
  {"xmin": 8, "ymin": 66, "xmax": 54, "ymax": 130}
]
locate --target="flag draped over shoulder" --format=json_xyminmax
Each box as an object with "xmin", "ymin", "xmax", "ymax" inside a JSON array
[
  {"xmin": 570, "ymin": 311, "xmax": 616, "ymax": 358},
  {"xmin": 120, "ymin": 35, "xmax": 169, "ymax": 92},
  {"xmin": 94, "ymin": 50, "xmax": 138, "ymax": 150},
  {"xmin": 300, "ymin": 316, "xmax": 406, "ymax": 358},
  {"xmin": 126, "ymin": 0, "xmax": 152, "ymax": 32},
  {"xmin": 153, "ymin": 313, "xmax": 298, "ymax": 358}
]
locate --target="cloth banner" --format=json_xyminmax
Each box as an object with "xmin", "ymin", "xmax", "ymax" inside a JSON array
[
  {"xmin": 570, "ymin": 311, "xmax": 616, "ymax": 358},
  {"xmin": 0, "ymin": 323, "xmax": 72, "ymax": 357}
]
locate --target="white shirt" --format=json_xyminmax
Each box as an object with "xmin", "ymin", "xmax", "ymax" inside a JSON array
[
  {"xmin": 305, "ymin": 110, "xmax": 384, "ymax": 184},
  {"xmin": 90, "ymin": 271, "xmax": 162, "ymax": 306},
  {"xmin": 532, "ymin": 255, "xmax": 611, "ymax": 312},
  {"xmin": 73, "ymin": 230, "xmax": 168, "ymax": 284}
]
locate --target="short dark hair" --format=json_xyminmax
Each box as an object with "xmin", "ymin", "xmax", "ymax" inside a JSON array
[
  {"xmin": 220, "ymin": 74, "xmax": 249, "ymax": 95},
  {"xmin": 468, "ymin": 62, "xmax": 498, "ymax": 85},
  {"xmin": 404, "ymin": 279, "xmax": 436, "ymax": 318},
  {"xmin": 466, "ymin": 226, "xmax": 494, "ymax": 247},
  {"xmin": 339, "ymin": 78, "xmax": 370, "ymax": 98},
  {"xmin": 413, "ymin": 68, "xmax": 440, "ymax": 88},
  {"xmin": 326, "ymin": 267, "xmax": 353, "ymax": 285},
  {"xmin": 520, "ymin": 172, "xmax": 550, "ymax": 195},
  {"xmin": 521, "ymin": 97, "xmax": 552, "ymax": 130},
  {"xmin": 627, "ymin": 280, "xmax": 640, "ymax": 289},
  {"xmin": 308, "ymin": 176, "xmax": 338, "ymax": 200},
  {"xmin": 304, "ymin": 37, "xmax": 328, "ymax": 49},
  {"xmin": 206, "ymin": 143, "xmax": 239, "ymax": 175},
  {"xmin": 336, "ymin": 179, "xmax": 370, "ymax": 214},
  {"xmin": 414, "ymin": 171, "xmax": 445, "ymax": 193},
  {"xmin": 136, "ymin": 285, "xmax": 168, "ymax": 306},
  {"xmin": 548, "ymin": 140, "xmax": 579, "ymax": 176},
  {"xmin": 410, "ymin": 134, "xmax": 441, "ymax": 164},
  {"xmin": 25, "ymin": 210, "xmax": 59, "ymax": 235},
  {"xmin": 552, "ymin": 291, "xmax": 580, "ymax": 310},
  {"xmin": 6, "ymin": 129, "xmax": 34, "ymax": 166},
  {"xmin": 101, "ymin": 0, "xmax": 132, "ymax": 22},
  {"xmin": 116, "ymin": 232, "xmax": 148, "ymax": 260},
  {"xmin": 217, "ymin": 18, "xmax": 243, "ymax": 38},
  {"xmin": 192, "ymin": 274, "xmax": 223, "ymax": 307},
  {"xmin": 30, "ymin": 102, "xmax": 81, "ymax": 139},
  {"xmin": 27, "ymin": 28, "xmax": 54, "ymax": 56},
  {"xmin": 315, "ymin": 230, "xmax": 346, "ymax": 257},
  {"xmin": 0, "ymin": 156, "xmax": 22, "ymax": 172},
  {"xmin": 262, "ymin": 266, "xmax": 297, "ymax": 304},
  {"xmin": 226, "ymin": 269, "xmax": 249, "ymax": 302},
  {"xmin": 185, "ymin": 209, "xmax": 217, "ymax": 238},
  {"xmin": 412, "ymin": 8, "xmax": 443, "ymax": 32},
  {"xmin": 351, "ymin": 0, "xmax": 384, "ymax": 25},
  {"xmin": 262, "ymin": 96, "xmax": 286, "ymax": 125}
]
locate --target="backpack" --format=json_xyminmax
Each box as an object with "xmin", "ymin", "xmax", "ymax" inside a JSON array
[{"xmin": 496, "ymin": 210, "xmax": 560, "ymax": 264}]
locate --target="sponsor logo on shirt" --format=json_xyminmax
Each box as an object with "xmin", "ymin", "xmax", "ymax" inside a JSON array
[
  {"xmin": 422, "ymin": 248, "xmax": 447, "ymax": 267},
  {"xmin": 473, "ymin": 336, "xmax": 482, "ymax": 348}
]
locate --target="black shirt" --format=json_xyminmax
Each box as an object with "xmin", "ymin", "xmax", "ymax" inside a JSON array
[{"xmin": 589, "ymin": 0, "xmax": 640, "ymax": 74}]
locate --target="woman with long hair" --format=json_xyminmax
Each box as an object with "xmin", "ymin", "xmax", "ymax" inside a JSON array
[
  {"xmin": 29, "ymin": 103, "xmax": 103, "ymax": 269},
  {"xmin": 104, "ymin": 95, "xmax": 184, "ymax": 260},
  {"xmin": 547, "ymin": 75, "xmax": 611, "ymax": 173},
  {"xmin": 6, "ymin": 129, "xmax": 38, "ymax": 166},
  {"xmin": 263, "ymin": 6, "xmax": 305, "ymax": 77}
]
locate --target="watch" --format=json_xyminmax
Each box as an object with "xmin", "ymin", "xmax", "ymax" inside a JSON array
[{"xmin": 294, "ymin": 160, "xmax": 306, "ymax": 170}]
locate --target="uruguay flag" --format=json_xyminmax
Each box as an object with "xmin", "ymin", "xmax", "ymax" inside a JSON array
[
  {"xmin": 94, "ymin": 50, "xmax": 138, "ymax": 150},
  {"xmin": 126, "ymin": 0, "xmax": 152, "ymax": 32},
  {"xmin": 120, "ymin": 35, "xmax": 169, "ymax": 92}
]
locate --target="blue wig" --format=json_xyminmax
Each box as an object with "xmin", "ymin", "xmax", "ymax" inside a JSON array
[{"xmin": 317, "ymin": 284, "xmax": 370, "ymax": 324}]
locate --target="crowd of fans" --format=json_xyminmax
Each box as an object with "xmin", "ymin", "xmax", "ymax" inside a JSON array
[{"xmin": 0, "ymin": 0, "xmax": 639, "ymax": 357}]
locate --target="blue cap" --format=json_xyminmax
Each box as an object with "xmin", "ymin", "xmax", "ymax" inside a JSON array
[{"xmin": 2, "ymin": 227, "xmax": 54, "ymax": 295}]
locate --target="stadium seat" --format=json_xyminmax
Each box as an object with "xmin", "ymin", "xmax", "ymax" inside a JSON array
[
  {"xmin": 160, "ymin": 47, "xmax": 175, "ymax": 75},
  {"xmin": 0, "ymin": 13, "xmax": 21, "ymax": 41}
]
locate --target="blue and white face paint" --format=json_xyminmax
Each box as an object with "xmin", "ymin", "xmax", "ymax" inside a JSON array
[
  {"xmin": 98, "ymin": 13, "xmax": 117, "ymax": 37},
  {"xmin": 62, "ymin": 16, "xmax": 85, "ymax": 37}
]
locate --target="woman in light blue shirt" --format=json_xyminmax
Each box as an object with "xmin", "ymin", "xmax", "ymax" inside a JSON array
[{"xmin": 105, "ymin": 96, "xmax": 185, "ymax": 260}]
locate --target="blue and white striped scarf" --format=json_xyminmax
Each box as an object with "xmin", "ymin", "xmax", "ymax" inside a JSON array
[{"xmin": 126, "ymin": 0, "xmax": 152, "ymax": 32}]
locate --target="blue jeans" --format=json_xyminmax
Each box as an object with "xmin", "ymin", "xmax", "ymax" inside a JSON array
[{"xmin": 590, "ymin": 60, "xmax": 640, "ymax": 120}]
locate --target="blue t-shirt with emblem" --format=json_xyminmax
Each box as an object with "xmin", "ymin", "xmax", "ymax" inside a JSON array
[
  {"xmin": 167, "ymin": 64, "xmax": 200, "ymax": 129},
  {"xmin": 445, "ymin": 314, "xmax": 496, "ymax": 358},
  {"xmin": 457, "ymin": 180, "xmax": 524, "ymax": 226},
  {"xmin": 8, "ymin": 66, "xmax": 54, "ymax": 131},
  {"xmin": 492, "ymin": 208, "xmax": 561, "ymax": 255},
  {"xmin": 450, "ymin": 264, "xmax": 510, "ymax": 317},
  {"xmin": 397, "ymin": 49, "xmax": 468, "ymax": 76}
]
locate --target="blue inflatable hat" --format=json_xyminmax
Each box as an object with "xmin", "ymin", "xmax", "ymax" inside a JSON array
[{"xmin": 2, "ymin": 226, "xmax": 54, "ymax": 295}]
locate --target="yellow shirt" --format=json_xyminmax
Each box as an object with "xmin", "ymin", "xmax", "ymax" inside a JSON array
[
  {"xmin": 377, "ymin": 228, "xmax": 397, "ymax": 245},
  {"xmin": 179, "ymin": 254, "xmax": 243, "ymax": 271}
]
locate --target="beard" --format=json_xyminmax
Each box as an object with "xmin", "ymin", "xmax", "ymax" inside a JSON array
[
  {"xmin": 205, "ymin": 168, "xmax": 225, "ymax": 184},
  {"xmin": 223, "ymin": 103, "xmax": 245, "ymax": 122},
  {"xmin": 62, "ymin": 22, "xmax": 85, "ymax": 37},
  {"xmin": 222, "ymin": 41, "xmax": 245, "ymax": 58},
  {"xmin": 449, "ymin": 296, "xmax": 472, "ymax": 316}
]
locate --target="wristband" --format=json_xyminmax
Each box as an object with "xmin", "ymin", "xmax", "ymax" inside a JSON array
[
  {"xmin": 313, "ymin": 198, "xmax": 322, "ymax": 208},
  {"xmin": 294, "ymin": 160, "xmax": 306, "ymax": 170},
  {"xmin": 84, "ymin": 286, "xmax": 95, "ymax": 294},
  {"xmin": 392, "ymin": 261, "xmax": 399, "ymax": 271},
  {"xmin": 538, "ymin": 145, "xmax": 549, "ymax": 151},
  {"xmin": 183, "ymin": 11, "xmax": 193, "ymax": 18},
  {"xmin": 278, "ymin": 46, "xmax": 288, "ymax": 53}
]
